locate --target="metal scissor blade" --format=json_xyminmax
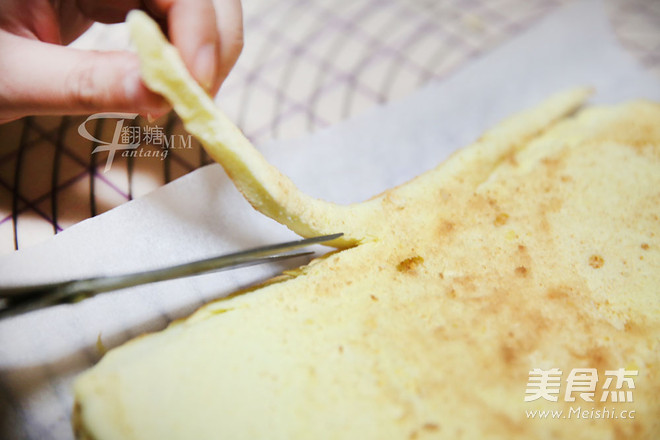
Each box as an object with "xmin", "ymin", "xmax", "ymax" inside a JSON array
[{"xmin": 0, "ymin": 233, "xmax": 343, "ymax": 318}]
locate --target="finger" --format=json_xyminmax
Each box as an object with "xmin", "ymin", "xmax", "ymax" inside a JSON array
[
  {"xmin": 77, "ymin": 0, "xmax": 243, "ymax": 96},
  {"xmin": 212, "ymin": 0, "xmax": 244, "ymax": 92},
  {"xmin": 56, "ymin": 0, "xmax": 95, "ymax": 45},
  {"xmin": 0, "ymin": 0, "xmax": 62, "ymax": 44},
  {"xmin": 0, "ymin": 32, "xmax": 169, "ymax": 119},
  {"xmin": 75, "ymin": 0, "xmax": 142, "ymax": 24},
  {"xmin": 158, "ymin": 0, "xmax": 221, "ymax": 93}
]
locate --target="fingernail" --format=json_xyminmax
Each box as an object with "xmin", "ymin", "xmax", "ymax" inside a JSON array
[
  {"xmin": 123, "ymin": 68, "xmax": 142, "ymax": 102},
  {"xmin": 194, "ymin": 43, "xmax": 217, "ymax": 92},
  {"xmin": 146, "ymin": 109, "xmax": 169, "ymax": 123}
]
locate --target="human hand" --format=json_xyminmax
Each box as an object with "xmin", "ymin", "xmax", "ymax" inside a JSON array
[{"xmin": 0, "ymin": 0, "xmax": 243, "ymax": 123}]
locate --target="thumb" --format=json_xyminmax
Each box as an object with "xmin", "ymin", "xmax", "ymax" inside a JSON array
[{"xmin": 0, "ymin": 31, "xmax": 169, "ymax": 121}]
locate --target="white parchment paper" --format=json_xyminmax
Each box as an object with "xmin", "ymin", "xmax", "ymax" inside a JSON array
[{"xmin": 0, "ymin": 0, "xmax": 659, "ymax": 438}]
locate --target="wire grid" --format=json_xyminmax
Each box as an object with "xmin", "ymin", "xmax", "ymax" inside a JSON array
[{"xmin": 0, "ymin": 0, "xmax": 658, "ymax": 257}]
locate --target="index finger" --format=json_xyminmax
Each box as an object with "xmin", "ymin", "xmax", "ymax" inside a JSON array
[{"xmin": 147, "ymin": 0, "xmax": 238, "ymax": 95}]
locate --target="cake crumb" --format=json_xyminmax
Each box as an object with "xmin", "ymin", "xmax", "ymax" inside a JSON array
[{"xmin": 589, "ymin": 255, "xmax": 604, "ymax": 269}]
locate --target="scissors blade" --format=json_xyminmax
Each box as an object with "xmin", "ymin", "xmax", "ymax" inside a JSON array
[{"xmin": 0, "ymin": 233, "xmax": 343, "ymax": 317}]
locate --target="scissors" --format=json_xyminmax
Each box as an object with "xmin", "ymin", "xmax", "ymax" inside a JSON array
[{"xmin": 0, "ymin": 233, "xmax": 342, "ymax": 318}]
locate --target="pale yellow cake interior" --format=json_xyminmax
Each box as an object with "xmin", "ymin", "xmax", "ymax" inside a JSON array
[{"xmin": 72, "ymin": 10, "xmax": 660, "ymax": 440}]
